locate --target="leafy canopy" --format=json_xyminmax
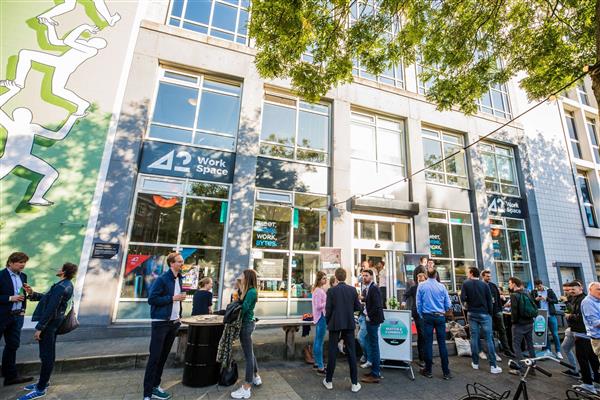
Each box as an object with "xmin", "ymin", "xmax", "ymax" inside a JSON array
[{"xmin": 248, "ymin": 0, "xmax": 597, "ymax": 113}]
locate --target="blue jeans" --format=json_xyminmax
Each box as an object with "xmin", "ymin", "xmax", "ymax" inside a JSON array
[
  {"xmin": 423, "ymin": 314, "xmax": 450, "ymax": 375},
  {"xmin": 545, "ymin": 315, "xmax": 561, "ymax": 353},
  {"xmin": 0, "ymin": 314, "xmax": 23, "ymax": 380},
  {"xmin": 38, "ymin": 317, "xmax": 63, "ymax": 390},
  {"xmin": 313, "ymin": 317, "xmax": 327, "ymax": 369},
  {"xmin": 469, "ymin": 312, "xmax": 497, "ymax": 368},
  {"xmin": 240, "ymin": 321, "xmax": 258, "ymax": 384},
  {"xmin": 358, "ymin": 315, "xmax": 369, "ymax": 361},
  {"xmin": 365, "ymin": 323, "xmax": 381, "ymax": 377}
]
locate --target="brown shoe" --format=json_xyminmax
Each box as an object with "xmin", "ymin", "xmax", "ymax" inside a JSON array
[{"xmin": 360, "ymin": 375, "xmax": 380, "ymax": 384}]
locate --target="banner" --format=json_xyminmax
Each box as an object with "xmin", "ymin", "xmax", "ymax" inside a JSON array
[
  {"xmin": 320, "ymin": 247, "xmax": 341, "ymax": 273},
  {"xmin": 533, "ymin": 309, "xmax": 548, "ymax": 348},
  {"xmin": 125, "ymin": 254, "xmax": 151, "ymax": 276},
  {"xmin": 378, "ymin": 310, "xmax": 412, "ymax": 362}
]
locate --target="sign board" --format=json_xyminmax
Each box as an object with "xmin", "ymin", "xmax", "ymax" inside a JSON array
[
  {"xmin": 255, "ymin": 258, "xmax": 284, "ymax": 281},
  {"xmin": 487, "ymin": 194, "xmax": 527, "ymax": 218},
  {"xmin": 253, "ymin": 220, "xmax": 281, "ymax": 248},
  {"xmin": 533, "ymin": 309, "xmax": 548, "ymax": 348},
  {"xmin": 448, "ymin": 292, "xmax": 465, "ymax": 320},
  {"xmin": 91, "ymin": 242, "xmax": 120, "ymax": 259},
  {"xmin": 379, "ymin": 310, "xmax": 413, "ymax": 362},
  {"xmin": 140, "ymin": 141, "xmax": 235, "ymax": 184},
  {"xmin": 320, "ymin": 247, "xmax": 341, "ymax": 272}
]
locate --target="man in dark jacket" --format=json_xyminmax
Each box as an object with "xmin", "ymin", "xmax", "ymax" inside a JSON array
[
  {"xmin": 323, "ymin": 267, "xmax": 362, "ymax": 393},
  {"xmin": 142, "ymin": 252, "xmax": 186, "ymax": 400},
  {"xmin": 403, "ymin": 272, "xmax": 427, "ymax": 366},
  {"xmin": 360, "ymin": 268, "xmax": 385, "ymax": 383},
  {"xmin": 0, "ymin": 252, "xmax": 33, "ymax": 386},
  {"xmin": 482, "ymin": 270, "xmax": 513, "ymax": 357},
  {"xmin": 508, "ymin": 277, "xmax": 536, "ymax": 374},
  {"xmin": 461, "ymin": 267, "xmax": 501, "ymax": 374},
  {"xmin": 532, "ymin": 279, "xmax": 561, "ymax": 357},
  {"xmin": 566, "ymin": 281, "xmax": 599, "ymax": 394}
]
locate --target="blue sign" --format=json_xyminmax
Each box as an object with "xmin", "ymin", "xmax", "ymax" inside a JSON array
[{"xmin": 139, "ymin": 141, "xmax": 235, "ymax": 183}]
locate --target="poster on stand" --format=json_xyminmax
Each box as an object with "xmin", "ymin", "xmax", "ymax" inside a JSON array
[
  {"xmin": 379, "ymin": 309, "xmax": 412, "ymax": 362},
  {"xmin": 533, "ymin": 309, "xmax": 548, "ymax": 348}
]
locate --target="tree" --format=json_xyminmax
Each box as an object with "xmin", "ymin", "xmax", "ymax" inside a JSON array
[{"xmin": 248, "ymin": 0, "xmax": 599, "ymax": 114}]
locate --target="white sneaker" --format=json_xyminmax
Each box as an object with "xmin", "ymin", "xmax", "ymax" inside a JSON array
[
  {"xmin": 144, "ymin": 398, "xmax": 151, "ymax": 400},
  {"xmin": 351, "ymin": 383, "xmax": 362, "ymax": 393},
  {"xmin": 471, "ymin": 362, "xmax": 479, "ymax": 370},
  {"xmin": 253, "ymin": 375, "xmax": 262, "ymax": 386},
  {"xmin": 491, "ymin": 366, "xmax": 503, "ymax": 374},
  {"xmin": 495, "ymin": 354, "xmax": 502, "ymax": 362},
  {"xmin": 231, "ymin": 386, "xmax": 251, "ymax": 399},
  {"xmin": 360, "ymin": 356, "xmax": 367, "ymax": 363},
  {"xmin": 478, "ymin": 351, "xmax": 488, "ymax": 360},
  {"xmin": 557, "ymin": 352, "xmax": 564, "ymax": 360},
  {"xmin": 360, "ymin": 361, "xmax": 372, "ymax": 369},
  {"xmin": 338, "ymin": 342, "xmax": 345, "ymax": 354},
  {"xmin": 322, "ymin": 379, "xmax": 333, "ymax": 390},
  {"xmin": 573, "ymin": 384, "xmax": 598, "ymax": 394}
]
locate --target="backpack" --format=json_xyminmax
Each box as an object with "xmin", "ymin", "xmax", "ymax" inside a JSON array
[{"xmin": 518, "ymin": 292, "xmax": 538, "ymax": 319}]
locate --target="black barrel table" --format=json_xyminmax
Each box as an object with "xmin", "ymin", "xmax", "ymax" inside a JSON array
[{"xmin": 181, "ymin": 315, "xmax": 225, "ymax": 387}]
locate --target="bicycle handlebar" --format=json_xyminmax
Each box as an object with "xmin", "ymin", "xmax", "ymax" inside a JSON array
[
  {"xmin": 558, "ymin": 360, "xmax": 576, "ymax": 370},
  {"xmin": 534, "ymin": 364, "xmax": 553, "ymax": 377}
]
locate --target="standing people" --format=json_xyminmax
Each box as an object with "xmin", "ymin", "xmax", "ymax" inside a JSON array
[
  {"xmin": 19, "ymin": 263, "xmax": 77, "ymax": 400},
  {"xmin": 312, "ymin": 271, "xmax": 328, "ymax": 375},
  {"xmin": 508, "ymin": 277, "xmax": 537, "ymax": 375},
  {"xmin": 566, "ymin": 281, "xmax": 599, "ymax": 394},
  {"xmin": 582, "ymin": 282, "xmax": 600, "ymax": 359},
  {"xmin": 192, "ymin": 277, "xmax": 213, "ymax": 316},
  {"xmin": 413, "ymin": 256, "xmax": 428, "ymax": 283},
  {"xmin": 532, "ymin": 279, "xmax": 561, "ymax": 358},
  {"xmin": 461, "ymin": 267, "xmax": 502, "ymax": 374},
  {"xmin": 0, "ymin": 252, "xmax": 33, "ymax": 386},
  {"xmin": 231, "ymin": 269, "xmax": 261, "ymax": 399},
  {"xmin": 375, "ymin": 261, "xmax": 387, "ymax": 309},
  {"xmin": 403, "ymin": 272, "xmax": 427, "ymax": 367},
  {"xmin": 143, "ymin": 252, "xmax": 187, "ymax": 400},
  {"xmin": 323, "ymin": 268, "xmax": 362, "ymax": 393},
  {"xmin": 561, "ymin": 281, "xmax": 582, "ymax": 378},
  {"xmin": 357, "ymin": 261, "xmax": 370, "ymax": 365},
  {"xmin": 482, "ymin": 270, "xmax": 513, "ymax": 358},
  {"xmin": 360, "ymin": 268, "xmax": 385, "ymax": 384},
  {"xmin": 417, "ymin": 265, "xmax": 452, "ymax": 379}
]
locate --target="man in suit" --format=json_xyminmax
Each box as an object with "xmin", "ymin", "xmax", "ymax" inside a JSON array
[
  {"xmin": 0, "ymin": 252, "xmax": 34, "ymax": 386},
  {"xmin": 360, "ymin": 268, "xmax": 385, "ymax": 383},
  {"xmin": 323, "ymin": 267, "xmax": 362, "ymax": 393}
]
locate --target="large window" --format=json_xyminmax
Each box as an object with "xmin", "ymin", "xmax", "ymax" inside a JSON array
[
  {"xmin": 168, "ymin": 0, "xmax": 250, "ymax": 45},
  {"xmin": 577, "ymin": 171, "xmax": 599, "ymax": 228},
  {"xmin": 490, "ymin": 217, "xmax": 532, "ymax": 290},
  {"xmin": 117, "ymin": 176, "xmax": 230, "ymax": 319},
  {"xmin": 260, "ymin": 93, "xmax": 330, "ymax": 165},
  {"xmin": 422, "ymin": 128, "xmax": 468, "ymax": 188},
  {"xmin": 586, "ymin": 118, "xmax": 600, "ymax": 164},
  {"xmin": 480, "ymin": 142, "xmax": 520, "ymax": 197},
  {"xmin": 577, "ymin": 83, "xmax": 590, "ymax": 106},
  {"xmin": 148, "ymin": 69, "xmax": 241, "ymax": 152},
  {"xmin": 478, "ymin": 83, "xmax": 512, "ymax": 119},
  {"xmin": 428, "ymin": 210, "xmax": 477, "ymax": 291},
  {"xmin": 565, "ymin": 111, "xmax": 582, "ymax": 159},
  {"xmin": 251, "ymin": 191, "xmax": 328, "ymax": 316},
  {"xmin": 350, "ymin": 111, "xmax": 405, "ymax": 195}
]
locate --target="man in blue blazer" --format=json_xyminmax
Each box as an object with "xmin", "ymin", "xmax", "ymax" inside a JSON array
[
  {"xmin": 323, "ymin": 267, "xmax": 362, "ymax": 393},
  {"xmin": 0, "ymin": 252, "xmax": 34, "ymax": 386}
]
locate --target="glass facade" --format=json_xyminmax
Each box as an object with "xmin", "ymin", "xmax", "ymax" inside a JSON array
[
  {"xmin": 148, "ymin": 69, "xmax": 242, "ymax": 152},
  {"xmin": 116, "ymin": 176, "xmax": 230, "ymax": 319},
  {"xmin": 480, "ymin": 142, "xmax": 520, "ymax": 196},
  {"xmin": 168, "ymin": 0, "xmax": 250, "ymax": 45},
  {"xmin": 251, "ymin": 191, "xmax": 328, "ymax": 316},
  {"xmin": 422, "ymin": 128, "xmax": 468, "ymax": 188},
  {"xmin": 490, "ymin": 217, "xmax": 532, "ymax": 290},
  {"xmin": 428, "ymin": 210, "xmax": 477, "ymax": 291},
  {"xmin": 577, "ymin": 171, "xmax": 599, "ymax": 228}
]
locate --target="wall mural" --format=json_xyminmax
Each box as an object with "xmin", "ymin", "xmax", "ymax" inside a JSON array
[{"xmin": 0, "ymin": 0, "xmax": 138, "ymax": 302}]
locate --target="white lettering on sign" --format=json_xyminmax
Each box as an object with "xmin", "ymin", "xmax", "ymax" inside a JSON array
[
  {"xmin": 195, "ymin": 156, "xmax": 228, "ymax": 176},
  {"xmin": 488, "ymin": 196, "xmax": 522, "ymax": 216},
  {"xmin": 174, "ymin": 151, "xmax": 191, "ymax": 173},
  {"xmin": 148, "ymin": 150, "xmax": 174, "ymax": 171}
]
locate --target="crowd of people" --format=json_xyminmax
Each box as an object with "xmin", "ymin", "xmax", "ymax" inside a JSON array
[{"xmin": 4, "ymin": 250, "xmax": 600, "ymax": 399}]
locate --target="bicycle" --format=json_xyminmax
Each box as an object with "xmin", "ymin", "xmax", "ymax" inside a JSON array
[{"xmin": 458, "ymin": 355, "xmax": 592, "ymax": 400}]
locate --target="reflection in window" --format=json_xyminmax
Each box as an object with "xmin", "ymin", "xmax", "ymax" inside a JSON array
[
  {"xmin": 565, "ymin": 112, "xmax": 582, "ymax": 159},
  {"xmin": 490, "ymin": 217, "xmax": 532, "ymax": 289},
  {"xmin": 577, "ymin": 172, "xmax": 599, "ymax": 228},
  {"xmin": 428, "ymin": 210, "xmax": 477, "ymax": 291},
  {"xmin": 586, "ymin": 119, "xmax": 600, "ymax": 164},
  {"xmin": 148, "ymin": 70, "xmax": 241, "ymax": 152},
  {"xmin": 480, "ymin": 142, "xmax": 520, "ymax": 196},
  {"xmin": 422, "ymin": 128, "xmax": 468, "ymax": 188},
  {"xmin": 169, "ymin": 0, "xmax": 250, "ymax": 45}
]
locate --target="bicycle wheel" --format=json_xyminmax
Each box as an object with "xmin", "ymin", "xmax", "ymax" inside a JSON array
[{"xmin": 457, "ymin": 395, "xmax": 495, "ymax": 400}]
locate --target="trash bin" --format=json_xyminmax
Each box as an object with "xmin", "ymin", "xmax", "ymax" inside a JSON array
[{"xmin": 181, "ymin": 315, "xmax": 225, "ymax": 387}]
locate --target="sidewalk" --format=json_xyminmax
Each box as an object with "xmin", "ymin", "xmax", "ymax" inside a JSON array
[{"xmin": 1, "ymin": 356, "xmax": 578, "ymax": 400}]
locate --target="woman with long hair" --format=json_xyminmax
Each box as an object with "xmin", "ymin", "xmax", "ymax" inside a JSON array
[
  {"xmin": 231, "ymin": 269, "xmax": 260, "ymax": 399},
  {"xmin": 312, "ymin": 271, "xmax": 328, "ymax": 374}
]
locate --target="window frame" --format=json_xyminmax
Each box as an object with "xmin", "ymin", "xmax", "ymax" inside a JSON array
[
  {"xmin": 565, "ymin": 111, "xmax": 583, "ymax": 160},
  {"xmin": 577, "ymin": 83, "xmax": 590, "ymax": 106},
  {"xmin": 586, "ymin": 118, "xmax": 600, "ymax": 164},
  {"xmin": 421, "ymin": 127, "xmax": 469, "ymax": 189},
  {"xmin": 489, "ymin": 216, "xmax": 533, "ymax": 290},
  {"xmin": 577, "ymin": 171, "xmax": 599, "ymax": 228},
  {"xmin": 480, "ymin": 142, "xmax": 521, "ymax": 197}
]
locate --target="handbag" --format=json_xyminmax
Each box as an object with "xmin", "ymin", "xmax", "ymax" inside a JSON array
[
  {"xmin": 219, "ymin": 360, "xmax": 238, "ymax": 386},
  {"xmin": 303, "ymin": 344, "xmax": 314, "ymax": 364},
  {"xmin": 223, "ymin": 300, "xmax": 243, "ymax": 324},
  {"xmin": 57, "ymin": 300, "xmax": 79, "ymax": 335}
]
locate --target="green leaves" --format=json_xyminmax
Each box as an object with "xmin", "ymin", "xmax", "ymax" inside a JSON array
[{"xmin": 248, "ymin": 0, "xmax": 598, "ymax": 112}]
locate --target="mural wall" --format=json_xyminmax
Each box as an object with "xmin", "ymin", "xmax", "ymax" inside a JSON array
[{"xmin": 0, "ymin": 0, "xmax": 139, "ymax": 310}]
